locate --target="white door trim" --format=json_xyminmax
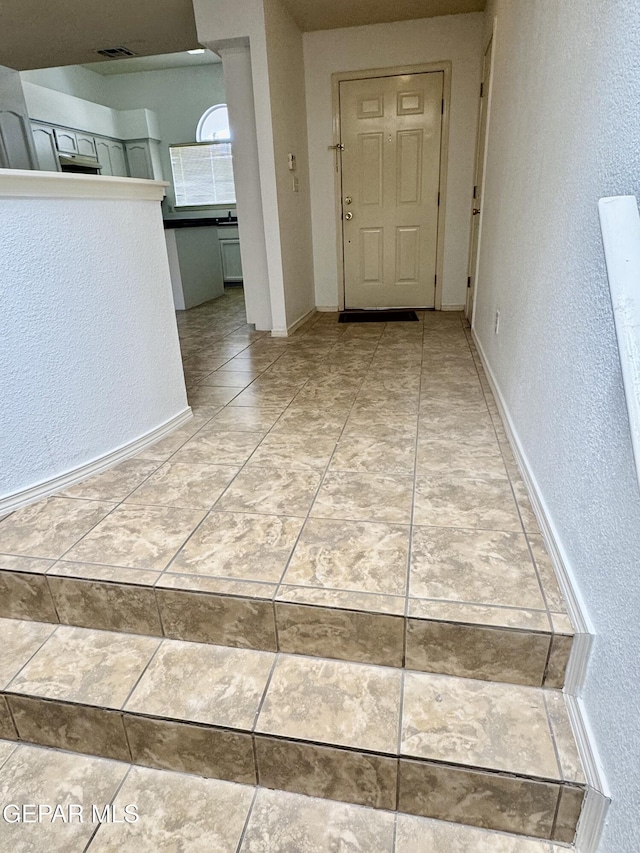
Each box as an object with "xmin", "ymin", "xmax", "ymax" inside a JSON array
[{"xmin": 331, "ymin": 61, "xmax": 452, "ymax": 312}]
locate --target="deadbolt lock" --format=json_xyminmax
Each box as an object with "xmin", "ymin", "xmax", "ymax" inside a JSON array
[
  {"xmin": 344, "ymin": 196, "xmax": 352, "ymax": 205},
  {"xmin": 472, "ymin": 208, "xmax": 481, "ymax": 215},
  {"xmin": 344, "ymin": 211, "xmax": 353, "ymax": 220}
]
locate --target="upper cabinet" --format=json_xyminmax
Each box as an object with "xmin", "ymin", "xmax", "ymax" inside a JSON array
[
  {"xmin": 124, "ymin": 140, "xmax": 163, "ymax": 181},
  {"xmin": 95, "ymin": 138, "xmax": 128, "ymax": 177},
  {"xmin": 31, "ymin": 123, "xmax": 60, "ymax": 172},
  {"xmin": 53, "ymin": 127, "xmax": 78, "ymax": 154}
]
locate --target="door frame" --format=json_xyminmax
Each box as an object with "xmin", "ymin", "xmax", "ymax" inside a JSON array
[
  {"xmin": 465, "ymin": 37, "xmax": 494, "ymax": 323},
  {"xmin": 331, "ymin": 61, "xmax": 452, "ymax": 312}
]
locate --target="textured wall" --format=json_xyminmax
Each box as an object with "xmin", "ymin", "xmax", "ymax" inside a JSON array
[
  {"xmin": 0, "ymin": 194, "xmax": 188, "ymax": 501},
  {"xmin": 475, "ymin": 2, "xmax": 640, "ymax": 850},
  {"xmin": 303, "ymin": 13, "xmax": 483, "ymax": 309}
]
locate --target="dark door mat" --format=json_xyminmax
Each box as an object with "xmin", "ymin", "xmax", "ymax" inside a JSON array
[{"xmin": 339, "ymin": 310, "xmax": 419, "ymax": 323}]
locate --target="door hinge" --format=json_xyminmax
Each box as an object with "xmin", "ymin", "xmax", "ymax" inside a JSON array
[
  {"xmin": 480, "ymin": 82, "xmax": 484, "ymax": 98},
  {"xmin": 473, "ymin": 185, "xmax": 477, "ymax": 199},
  {"xmin": 437, "ymin": 191, "xmax": 440, "ymax": 206},
  {"xmin": 441, "ymin": 98, "xmax": 444, "ymax": 115},
  {"xmin": 434, "ymin": 274, "xmax": 438, "ymax": 286},
  {"xmin": 467, "ymin": 276, "xmax": 471, "ymax": 288}
]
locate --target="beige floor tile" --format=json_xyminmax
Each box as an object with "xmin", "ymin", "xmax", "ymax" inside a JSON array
[
  {"xmin": 414, "ymin": 474, "xmax": 521, "ymax": 531},
  {"xmin": 0, "ymin": 745, "xmax": 127, "ymax": 853},
  {"xmin": 342, "ymin": 410, "xmax": 418, "ymax": 440},
  {"xmin": 330, "ymin": 434, "xmax": 416, "ymax": 474},
  {"xmin": 276, "ymin": 583, "xmax": 405, "ymax": 615},
  {"xmin": 125, "ymin": 640, "xmax": 275, "ymax": 728},
  {"xmin": 60, "ymin": 459, "xmax": 160, "ymax": 502},
  {"xmin": 125, "ymin": 461, "xmax": 238, "ymax": 509},
  {"xmin": 271, "ymin": 407, "xmax": 349, "ymax": 437},
  {"xmin": 171, "ymin": 429, "xmax": 265, "ymax": 465},
  {"xmin": 416, "ymin": 436, "xmax": 507, "ymax": 477},
  {"xmin": 8, "ymin": 624, "xmax": 159, "ymax": 706},
  {"xmin": 0, "ymin": 554, "xmax": 53, "ymax": 573},
  {"xmin": 395, "ymin": 813, "xmax": 553, "ymax": 852},
  {"xmin": 410, "ymin": 526, "xmax": 545, "ymax": 609},
  {"xmin": 402, "ymin": 671, "xmax": 560, "ymax": 779},
  {"xmin": 528, "ymin": 534, "xmax": 568, "ymax": 612},
  {"xmin": 0, "ymin": 568, "xmax": 58, "ymax": 622},
  {"xmin": 283, "ymin": 517, "xmax": 409, "ymax": 595},
  {"xmin": 247, "ymin": 432, "xmax": 338, "ymax": 471},
  {"xmin": 88, "ymin": 765, "xmax": 254, "ymax": 852},
  {"xmin": 207, "ymin": 406, "xmax": 283, "ymax": 432},
  {"xmin": 240, "ymin": 787, "xmax": 395, "ymax": 852},
  {"xmin": 229, "ymin": 386, "xmax": 299, "ymax": 408},
  {"xmin": 0, "ymin": 497, "xmax": 115, "ymax": 559},
  {"xmin": 64, "ymin": 505, "xmax": 205, "ymax": 570},
  {"xmin": 311, "ymin": 471, "xmax": 414, "ymax": 524},
  {"xmin": 0, "ymin": 617, "xmax": 56, "ymax": 687},
  {"xmin": 50, "ymin": 561, "xmax": 160, "ymax": 586},
  {"xmin": 256, "ymin": 655, "xmax": 402, "ymax": 753},
  {"xmin": 198, "ymin": 369, "xmax": 257, "ymax": 387},
  {"xmin": 545, "ymin": 690, "xmax": 585, "ymax": 783},
  {"xmin": 408, "ymin": 597, "xmax": 550, "ymax": 632},
  {"xmin": 217, "ymin": 467, "xmax": 322, "ymax": 517},
  {"xmin": 170, "ymin": 510, "xmax": 302, "ymax": 582}
]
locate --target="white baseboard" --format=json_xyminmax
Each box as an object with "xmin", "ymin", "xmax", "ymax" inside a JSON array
[
  {"xmin": 271, "ymin": 307, "xmax": 317, "ymax": 337},
  {"xmin": 441, "ymin": 303, "xmax": 465, "ymax": 311},
  {"xmin": 0, "ymin": 408, "xmax": 193, "ymax": 515},
  {"xmin": 471, "ymin": 330, "xmax": 609, "ymax": 850},
  {"xmin": 316, "ymin": 305, "xmax": 339, "ymax": 312}
]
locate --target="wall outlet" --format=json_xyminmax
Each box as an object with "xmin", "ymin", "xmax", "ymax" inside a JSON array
[{"xmin": 495, "ymin": 310, "xmax": 500, "ymax": 334}]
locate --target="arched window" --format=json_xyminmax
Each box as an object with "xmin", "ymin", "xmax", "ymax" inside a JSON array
[
  {"xmin": 196, "ymin": 104, "xmax": 231, "ymax": 142},
  {"xmin": 169, "ymin": 104, "xmax": 236, "ymax": 207}
]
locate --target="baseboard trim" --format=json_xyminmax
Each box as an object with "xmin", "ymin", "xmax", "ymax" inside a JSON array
[
  {"xmin": 271, "ymin": 307, "xmax": 317, "ymax": 337},
  {"xmin": 441, "ymin": 303, "xmax": 465, "ymax": 311},
  {"xmin": 566, "ymin": 694, "xmax": 611, "ymax": 853},
  {"xmin": 316, "ymin": 305, "xmax": 339, "ymax": 312},
  {"xmin": 471, "ymin": 329, "xmax": 609, "ymax": 851},
  {"xmin": 0, "ymin": 408, "xmax": 193, "ymax": 516},
  {"xmin": 471, "ymin": 329, "xmax": 592, "ymax": 690}
]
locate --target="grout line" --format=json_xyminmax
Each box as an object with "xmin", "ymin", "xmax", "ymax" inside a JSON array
[
  {"xmin": 4, "ymin": 622, "xmax": 61, "ymax": 692},
  {"xmin": 119, "ymin": 639, "xmax": 164, "ymax": 711},
  {"xmin": 82, "ymin": 763, "xmax": 134, "ymax": 852},
  {"xmin": 542, "ymin": 689, "xmax": 567, "ymax": 783},
  {"xmin": 235, "ymin": 785, "xmax": 259, "ymax": 852},
  {"xmin": 251, "ymin": 654, "xmax": 279, "ymax": 734}
]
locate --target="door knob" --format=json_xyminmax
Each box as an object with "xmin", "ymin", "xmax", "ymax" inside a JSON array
[
  {"xmin": 344, "ymin": 196, "xmax": 352, "ymax": 205},
  {"xmin": 472, "ymin": 208, "xmax": 481, "ymax": 215},
  {"xmin": 344, "ymin": 211, "xmax": 353, "ymax": 220}
]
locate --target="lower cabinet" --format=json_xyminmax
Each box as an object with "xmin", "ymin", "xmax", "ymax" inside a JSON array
[{"xmin": 219, "ymin": 235, "xmax": 243, "ymax": 283}]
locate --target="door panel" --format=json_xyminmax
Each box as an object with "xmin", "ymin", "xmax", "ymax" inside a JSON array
[{"xmin": 340, "ymin": 72, "xmax": 443, "ymax": 309}]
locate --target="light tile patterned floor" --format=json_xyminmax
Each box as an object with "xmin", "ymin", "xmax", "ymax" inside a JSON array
[
  {"xmin": 0, "ymin": 288, "xmax": 570, "ymax": 643},
  {"xmin": 0, "ymin": 740, "xmax": 572, "ymax": 852}
]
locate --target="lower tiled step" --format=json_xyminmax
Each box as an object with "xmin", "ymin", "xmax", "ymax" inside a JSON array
[
  {"xmin": 0, "ymin": 739, "xmax": 573, "ymax": 852},
  {"xmin": 0, "ymin": 561, "xmax": 574, "ymax": 688},
  {"xmin": 0, "ymin": 617, "xmax": 585, "ymax": 842}
]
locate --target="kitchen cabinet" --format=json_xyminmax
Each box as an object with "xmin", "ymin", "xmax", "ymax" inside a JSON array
[
  {"xmin": 219, "ymin": 231, "xmax": 243, "ymax": 283},
  {"xmin": 53, "ymin": 127, "xmax": 78, "ymax": 154},
  {"xmin": 0, "ymin": 67, "xmax": 38, "ymax": 170},
  {"xmin": 124, "ymin": 140, "xmax": 162, "ymax": 180},
  {"xmin": 76, "ymin": 132, "xmax": 97, "ymax": 159},
  {"xmin": 95, "ymin": 138, "xmax": 128, "ymax": 177},
  {"xmin": 31, "ymin": 123, "xmax": 60, "ymax": 172}
]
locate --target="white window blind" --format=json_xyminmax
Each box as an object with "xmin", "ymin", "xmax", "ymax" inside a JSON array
[{"xmin": 169, "ymin": 142, "xmax": 236, "ymax": 207}]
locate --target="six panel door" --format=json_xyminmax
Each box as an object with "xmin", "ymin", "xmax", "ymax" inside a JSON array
[{"xmin": 340, "ymin": 72, "xmax": 443, "ymax": 309}]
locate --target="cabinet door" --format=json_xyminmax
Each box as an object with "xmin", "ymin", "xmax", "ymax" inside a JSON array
[
  {"xmin": 76, "ymin": 132, "xmax": 97, "ymax": 159},
  {"xmin": 95, "ymin": 139, "xmax": 113, "ymax": 175},
  {"xmin": 53, "ymin": 128, "xmax": 77, "ymax": 154},
  {"xmin": 124, "ymin": 141, "xmax": 153, "ymax": 179},
  {"xmin": 31, "ymin": 124, "xmax": 61, "ymax": 172},
  {"xmin": 108, "ymin": 142, "xmax": 128, "ymax": 177},
  {"xmin": 219, "ymin": 238, "xmax": 243, "ymax": 282}
]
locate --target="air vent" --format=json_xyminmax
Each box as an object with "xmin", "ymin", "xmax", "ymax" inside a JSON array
[{"xmin": 96, "ymin": 46, "xmax": 137, "ymax": 59}]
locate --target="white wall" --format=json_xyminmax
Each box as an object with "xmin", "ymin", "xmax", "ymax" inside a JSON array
[
  {"xmin": 304, "ymin": 13, "xmax": 483, "ymax": 310},
  {"xmin": 475, "ymin": 3, "xmax": 640, "ymax": 851},
  {"xmin": 263, "ymin": 0, "xmax": 315, "ymax": 329},
  {"xmin": 0, "ymin": 174, "xmax": 188, "ymax": 506}
]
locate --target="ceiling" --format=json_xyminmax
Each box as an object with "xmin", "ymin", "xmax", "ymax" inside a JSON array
[
  {"xmin": 0, "ymin": 0, "xmax": 200, "ymax": 71},
  {"xmin": 280, "ymin": 0, "xmax": 485, "ymax": 31},
  {"xmin": 84, "ymin": 50, "xmax": 220, "ymax": 76},
  {"xmin": 0, "ymin": 0, "xmax": 485, "ymax": 72}
]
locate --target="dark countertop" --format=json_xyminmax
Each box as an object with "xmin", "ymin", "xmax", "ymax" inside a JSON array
[{"xmin": 163, "ymin": 217, "xmax": 238, "ymax": 230}]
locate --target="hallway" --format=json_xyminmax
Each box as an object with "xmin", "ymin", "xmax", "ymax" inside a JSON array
[{"xmin": 0, "ymin": 291, "xmax": 582, "ymax": 847}]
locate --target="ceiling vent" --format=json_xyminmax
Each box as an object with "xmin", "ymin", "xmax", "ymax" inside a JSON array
[{"xmin": 95, "ymin": 46, "xmax": 137, "ymax": 59}]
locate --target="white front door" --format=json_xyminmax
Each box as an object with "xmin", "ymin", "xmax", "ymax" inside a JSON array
[{"xmin": 339, "ymin": 71, "xmax": 444, "ymax": 309}]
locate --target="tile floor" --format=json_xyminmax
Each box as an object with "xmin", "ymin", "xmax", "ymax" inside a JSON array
[
  {"xmin": 0, "ymin": 288, "xmax": 573, "ymax": 687},
  {"xmin": 0, "ymin": 740, "xmax": 573, "ymax": 852}
]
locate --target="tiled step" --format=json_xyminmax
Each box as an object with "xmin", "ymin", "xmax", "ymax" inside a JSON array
[
  {"xmin": 0, "ymin": 617, "xmax": 585, "ymax": 843},
  {"xmin": 0, "ymin": 739, "xmax": 573, "ymax": 852},
  {"xmin": 0, "ymin": 554, "xmax": 574, "ymax": 689}
]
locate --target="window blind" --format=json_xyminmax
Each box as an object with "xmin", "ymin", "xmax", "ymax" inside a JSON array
[{"xmin": 169, "ymin": 142, "xmax": 236, "ymax": 207}]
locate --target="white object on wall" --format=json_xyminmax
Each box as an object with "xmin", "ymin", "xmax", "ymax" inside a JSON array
[
  {"xmin": 0, "ymin": 169, "xmax": 189, "ymax": 511},
  {"xmin": 598, "ymin": 195, "xmax": 640, "ymax": 494}
]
